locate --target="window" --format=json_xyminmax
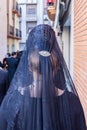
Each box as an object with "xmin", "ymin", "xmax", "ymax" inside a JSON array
[
  {"xmin": 26, "ymin": 22, "xmax": 37, "ymax": 34},
  {"xmin": 7, "ymin": 44, "xmax": 9, "ymax": 53},
  {"xmin": 19, "ymin": 21, "xmax": 21, "ymax": 30},
  {"xmin": 19, "ymin": 42, "xmax": 25, "ymax": 51},
  {"xmin": 12, "ymin": 44, "xmax": 15, "ymax": 52},
  {"xmin": 44, "ymin": 8, "xmax": 47, "ymax": 15},
  {"xmin": 26, "ymin": 5, "xmax": 37, "ymax": 16}
]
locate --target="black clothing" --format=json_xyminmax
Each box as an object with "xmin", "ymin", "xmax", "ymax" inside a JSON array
[
  {"xmin": 55, "ymin": 91, "xmax": 86, "ymax": 130},
  {"xmin": 0, "ymin": 69, "xmax": 9, "ymax": 105},
  {"xmin": 0, "ymin": 61, "xmax": 3, "ymax": 68},
  {"xmin": 17, "ymin": 90, "xmax": 86, "ymax": 130},
  {"xmin": 0, "ymin": 24, "xmax": 86, "ymax": 130},
  {"xmin": 0, "ymin": 90, "xmax": 86, "ymax": 130},
  {"xmin": 6, "ymin": 57, "xmax": 18, "ymax": 82}
]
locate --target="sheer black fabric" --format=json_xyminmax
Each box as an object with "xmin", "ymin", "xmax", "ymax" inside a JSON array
[{"xmin": 0, "ymin": 24, "xmax": 86, "ymax": 130}]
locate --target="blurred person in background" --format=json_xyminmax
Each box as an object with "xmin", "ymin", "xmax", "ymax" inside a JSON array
[
  {"xmin": 6, "ymin": 52, "xmax": 19, "ymax": 83},
  {"xmin": 0, "ymin": 66, "xmax": 9, "ymax": 106},
  {"xmin": 2, "ymin": 58, "xmax": 8, "ymax": 70}
]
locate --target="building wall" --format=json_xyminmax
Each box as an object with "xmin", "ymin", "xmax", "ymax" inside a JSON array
[
  {"xmin": 62, "ymin": 27, "xmax": 70, "ymax": 69},
  {"xmin": 7, "ymin": 39, "xmax": 19, "ymax": 53},
  {"xmin": 70, "ymin": 0, "xmax": 74, "ymax": 78},
  {"xmin": 19, "ymin": 0, "xmax": 45, "ymax": 50},
  {"xmin": 18, "ymin": 1, "xmax": 37, "ymax": 50},
  {"xmin": 0, "ymin": 0, "xmax": 7, "ymax": 61},
  {"xmin": 26, "ymin": 0, "xmax": 37, "ymax": 3},
  {"xmin": 37, "ymin": 0, "xmax": 44, "ymax": 25},
  {"xmin": 74, "ymin": 0, "xmax": 87, "ymax": 122},
  {"xmin": 19, "ymin": 4, "xmax": 26, "ymax": 43},
  {"xmin": 7, "ymin": 0, "xmax": 21, "ymax": 53},
  {"xmin": 9, "ymin": 0, "xmax": 13, "ymax": 25}
]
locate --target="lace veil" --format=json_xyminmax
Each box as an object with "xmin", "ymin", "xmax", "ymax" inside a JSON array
[{"xmin": 0, "ymin": 24, "xmax": 83, "ymax": 130}]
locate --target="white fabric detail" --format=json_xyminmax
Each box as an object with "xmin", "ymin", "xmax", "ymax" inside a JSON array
[
  {"xmin": 18, "ymin": 87, "xmax": 25, "ymax": 95},
  {"xmin": 39, "ymin": 50, "xmax": 51, "ymax": 57}
]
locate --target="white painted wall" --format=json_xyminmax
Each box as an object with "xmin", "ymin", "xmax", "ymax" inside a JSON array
[
  {"xmin": 26, "ymin": 0, "xmax": 37, "ymax": 3},
  {"xmin": 20, "ymin": 4, "xmax": 27, "ymax": 42},
  {"xmin": 19, "ymin": 0, "xmax": 26, "ymax": 3},
  {"xmin": 0, "ymin": 0, "xmax": 7, "ymax": 61},
  {"xmin": 37, "ymin": 0, "xmax": 44, "ymax": 25},
  {"xmin": 70, "ymin": 0, "xmax": 74, "ymax": 78},
  {"xmin": 19, "ymin": 0, "xmax": 45, "ymax": 51},
  {"xmin": 62, "ymin": 27, "xmax": 70, "ymax": 69}
]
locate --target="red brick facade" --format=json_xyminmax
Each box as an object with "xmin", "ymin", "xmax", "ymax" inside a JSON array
[{"xmin": 74, "ymin": 0, "xmax": 87, "ymax": 123}]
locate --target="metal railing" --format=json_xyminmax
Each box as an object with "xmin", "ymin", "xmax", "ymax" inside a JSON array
[
  {"xmin": 17, "ymin": 7, "xmax": 22, "ymax": 17},
  {"xmin": 15, "ymin": 28, "xmax": 22, "ymax": 38},
  {"xmin": 7, "ymin": 25, "xmax": 14, "ymax": 36},
  {"xmin": 7, "ymin": 25, "xmax": 22, "ymax": 39},
  {"xmin": 13, "ymin": 1, "xmax": 22, "ymax": 17}
]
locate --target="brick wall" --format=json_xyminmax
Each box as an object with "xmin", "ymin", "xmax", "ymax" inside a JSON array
[{"xmin": 74, "ymin": 0, "xmax": 87, "ymax": 123}]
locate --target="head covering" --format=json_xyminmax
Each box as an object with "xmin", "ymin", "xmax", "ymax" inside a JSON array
[{"xmin": 0, "ymin": 24, "xmax": 85, "ymax": 130}]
